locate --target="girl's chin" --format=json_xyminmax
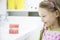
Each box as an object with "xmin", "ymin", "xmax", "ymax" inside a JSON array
[{"xmin": 44, "ymin": 23, "xmax": 51, "ymax": 28}]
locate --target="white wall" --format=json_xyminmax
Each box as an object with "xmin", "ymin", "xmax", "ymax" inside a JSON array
[{"xmin": 0, "ymin": 0, "xmax": 6, "ymax": 10}]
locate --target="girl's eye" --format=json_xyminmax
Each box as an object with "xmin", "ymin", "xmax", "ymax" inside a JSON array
[{"xmin": 42, "ymin": 16, "xmax": 45, "ymax": 17}]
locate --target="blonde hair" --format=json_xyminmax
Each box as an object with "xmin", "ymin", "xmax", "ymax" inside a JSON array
[{"xmin": 39, "ymin": 0, "xmax": 60, "ymax": 26}]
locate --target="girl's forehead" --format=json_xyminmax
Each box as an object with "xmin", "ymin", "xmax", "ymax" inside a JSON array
[
  {"xmin": 39, "ymin": 8, "xmax": 50, "ymax": 15},
  {"xmin": 38, "ymin": 8, "xmax": 55, "ymax": 16}
]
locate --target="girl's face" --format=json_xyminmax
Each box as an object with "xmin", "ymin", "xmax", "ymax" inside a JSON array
[{"xmin": 39, "ymin": 8, "xmax": 59, "ymax": 27}]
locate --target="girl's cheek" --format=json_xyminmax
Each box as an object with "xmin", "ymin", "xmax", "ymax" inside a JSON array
[
  {"xmin": 46, "ymin": 16, "xmax": 50, "ymax": 20},
  {"xmin": 44, "ymin": 17, "xmax": 48, "ymax": 21}
]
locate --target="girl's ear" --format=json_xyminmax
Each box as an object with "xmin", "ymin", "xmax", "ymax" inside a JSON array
[{"xmin": 55, "ymin": 10, "xmax": 60, "ymax": 17}]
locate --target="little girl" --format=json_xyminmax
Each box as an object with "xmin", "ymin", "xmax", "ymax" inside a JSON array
[{"xmin": 39, "ymin": 0, "xmax": 60, "ymax": 40}]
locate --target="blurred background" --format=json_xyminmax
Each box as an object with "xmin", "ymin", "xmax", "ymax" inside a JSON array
[{"xmin": 0, "ymin": 0, "xmax": 43, "ymax": 40}]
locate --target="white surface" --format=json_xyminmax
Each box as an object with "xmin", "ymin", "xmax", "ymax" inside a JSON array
[
  {"xmin": 25, "ymin": 0, "xmax": 43, "ymax": 11},
  {"xmin": 0, "ymin": 0, "xmax": 6, "ymax": 10},
  {"xmin": 0, "ymin": 16, "xmax": 43, "ymax": 40},
  {"xmin": 0, "ymin": 11, "xmax": 7, "ymax": 22}
]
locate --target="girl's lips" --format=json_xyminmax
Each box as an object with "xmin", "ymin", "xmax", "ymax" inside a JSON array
[
  {"xmin": 43, "ymin": 23, "xmax": 46, "ymax": 29},
  {"xmin": 44, "ymin": 22, "xmax": 47, "ymax": 27}
]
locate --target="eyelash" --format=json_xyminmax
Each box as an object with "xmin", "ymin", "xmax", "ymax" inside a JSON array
[{"xmin": 42, "ymin": 16, "xmax": 45, "ymax": 17}]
